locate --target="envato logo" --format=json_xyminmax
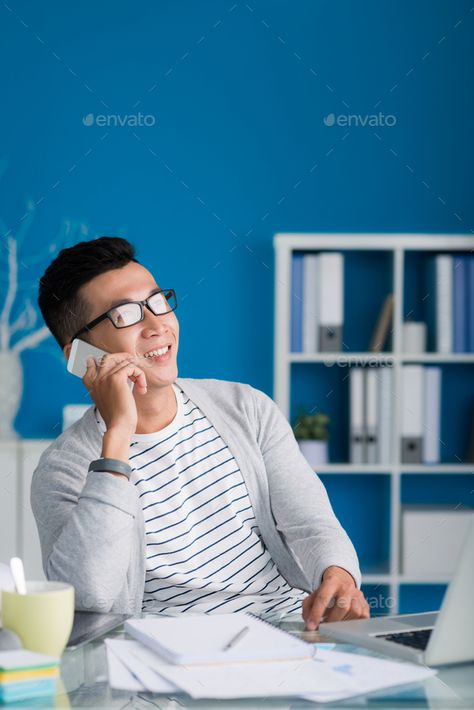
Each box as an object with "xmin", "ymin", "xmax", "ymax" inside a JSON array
[
  {"xmin": 324, "ymin": 593, "xmax": 396, "ymax": 612},
  {"xmin": 324, "ymin": 356, "xmax": 394, "ymax": 368},
  {"xmin": 82, "ymin": 112, "xmax": 156, "ymax": 127},
  {"xmin": 365, "ymin": 594, "xmax": 396, "ymax": 611},
  {"xmin": 323, "ymin": 112, "xmax": 396, "ymax": 127}
]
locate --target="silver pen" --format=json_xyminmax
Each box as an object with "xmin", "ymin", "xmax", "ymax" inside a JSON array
[{"xmin": 222, "ymin": 625, "xmax": 250, "ymax": 651}]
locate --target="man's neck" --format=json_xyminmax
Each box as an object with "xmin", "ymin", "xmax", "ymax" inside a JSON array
[{"xmin": 135, "ymin": 383, "xmax": 177, "ymax": 434}]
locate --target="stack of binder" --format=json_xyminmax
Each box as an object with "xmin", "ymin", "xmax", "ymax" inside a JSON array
[
  {"xmin": 400, "ymin": 365, "xmax": 442, "ymax": 464},
  {"xmin": 427, "ymin": 254, "xmax": 474, "ymax": 353},
  {"xmin": 292, "ymin": 252, "xmax": 344, "ymax": 353},
  {"xmin": 349, "ymin": 365, "xmax": 442, "ymax": 465},
  {"xmin": 349, "ymin": 366, "xmax": 393, "ymax": 464}
]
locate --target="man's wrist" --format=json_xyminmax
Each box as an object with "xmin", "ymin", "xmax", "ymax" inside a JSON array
[
  {"xmin": 101, "ymin": 428, "xmax": 132, "ymax": 462},
  {"xmin": 98, "ymin": 428, "xmax": 132, "ymax": 480},
  {"xmin": 322, "ymin": 565, "xmax": 357, "ymax": 587}
]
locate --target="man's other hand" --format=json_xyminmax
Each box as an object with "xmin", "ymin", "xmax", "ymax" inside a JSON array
[{"xmin": 302, "ymin": 565, "xmax": 370, "ymax": 630}]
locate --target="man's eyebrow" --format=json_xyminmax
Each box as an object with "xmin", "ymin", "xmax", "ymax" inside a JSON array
[{"xmin": 107, "ymin": 287, "xmax": 160, "ymax": 310}]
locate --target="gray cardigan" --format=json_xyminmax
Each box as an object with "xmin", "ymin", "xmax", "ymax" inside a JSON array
[{"xmin": 31, "ymin": 377, "xmax": 361, "ymax": 614}]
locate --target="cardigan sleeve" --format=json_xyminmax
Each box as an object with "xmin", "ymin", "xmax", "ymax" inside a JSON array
[
  {"xmin": 251, "ymin": 386, "xmax": 362, "ymax": 590},
  {"xmin": 31, "ymin": 443, "xmax": 138, "ymax": 613}
]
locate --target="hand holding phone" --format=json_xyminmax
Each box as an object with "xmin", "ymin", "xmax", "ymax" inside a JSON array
[
  {"xmin": 68, "ymin": 339, "xmax": 134, "ymax": 389},
  {"xmin": 67, "ymin": 338, "xmax": 146, "ymax": 438}
]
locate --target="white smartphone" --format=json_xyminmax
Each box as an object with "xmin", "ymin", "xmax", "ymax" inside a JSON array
[{"xmin": 67, "ymin": 338, "xmax": 134, "ymax": 389}]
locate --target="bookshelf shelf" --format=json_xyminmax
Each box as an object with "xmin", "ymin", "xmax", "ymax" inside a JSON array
[
  {"xmin": 288, "ymin": 353, "xmax": 395, "ymax": 363},
  {"xmin": 400, "ymin": 464, "xmax": 474, "ymax": 473},
  {"xmin": 400, "ymin": 354, "xmax": 474, "ymax": 363},
  {"xmin": 313, "ymin": 465, "xmax": 392, "ymax": 474},
  {"xmin": 274, "ymin": 233, "xmax": 474, "ymax": 614},
  {"xmin": 314, "ymin": 464, "xmax": 473, "ymax": 474},
  {"xmin": 288, "ymin": 353, "xmax": 474, "ymax": 364},
  {"xmin": 362, "ymin": 574, "xmax": 452, "ymax": 584},
  {"xmin": 362, "ymin": 574, "xmax": 392, "ymax": 584},
  {"xmin": 397, "ymin": 576, "xmax": 451, "ymax": 584}
]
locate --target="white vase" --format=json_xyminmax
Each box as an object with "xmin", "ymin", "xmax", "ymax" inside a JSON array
[
  {"xmin": 298, "ymin": 440, "xmax": 328, "ymax": 468},
  {"xmin": 0, "ymin": 351, "xmax": 23, "ymax": 439}
]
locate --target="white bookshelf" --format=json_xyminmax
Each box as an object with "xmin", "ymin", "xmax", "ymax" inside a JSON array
[{"xmin": 273, "ymin": 233, "xmax": 474, "ymax": 612}]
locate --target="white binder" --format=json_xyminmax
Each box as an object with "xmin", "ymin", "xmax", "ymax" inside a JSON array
[
  {"xmin": 365, "ymin": 368, "xmax": 378, "ymax": 464},
  {"xmin": 303, "ymin": 254, "xmax": 320, "ymax": 352},
  {"xmin": 435, "ymin": 255, "xmax": 453, "ymax": 353},
  {"xmin": 318, "ymin": 253, "xmax": 343, "ymax": 352},
  {"xmin": 423, "ymin": 367, "xmax": 441, "ymax": 464},
  {"xmin": 349, "ymin": 367, "xmax": 365, "ymax": 464},
  {"xmin": 377, "ymin": 366, "xmax": 393, "ymax": 464},
  {"xmin": 400, "ymin": 365, "xmax": 424, "ymax": 463}
]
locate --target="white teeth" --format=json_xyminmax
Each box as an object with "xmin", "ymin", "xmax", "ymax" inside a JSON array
[{"xmin": 144, "ymin": 345, "xmax": 170, "ymax": 358}]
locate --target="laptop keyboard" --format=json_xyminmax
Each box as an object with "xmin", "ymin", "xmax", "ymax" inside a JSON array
[{"xmin": 375, "ymin": 628, "xmax": 433, "ymax": 650}]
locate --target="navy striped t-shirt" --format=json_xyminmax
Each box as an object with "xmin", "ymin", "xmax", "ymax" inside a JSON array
[{"xmin": 95, "ymin": 383, "xmax": 306, "ymax": 618}]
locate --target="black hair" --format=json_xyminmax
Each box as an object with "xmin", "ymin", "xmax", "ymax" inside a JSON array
[{"xmin": 38, "ymin": 236, "xmax": 138, "ymax": 348}]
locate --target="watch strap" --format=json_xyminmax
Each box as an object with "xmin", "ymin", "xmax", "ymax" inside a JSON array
[{"xmin": 88, "ymin": 458, "xmax": 132, "ymax": 479}]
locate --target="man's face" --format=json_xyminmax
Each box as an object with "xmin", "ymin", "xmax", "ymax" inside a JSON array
[{"xmin": 65, "ymin": 261, "xmax": 179, "ymax": 389}]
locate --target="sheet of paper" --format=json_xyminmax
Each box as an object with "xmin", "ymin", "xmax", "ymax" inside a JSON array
[
  {"xmin": 130, "ymin": 646, "xmax": 354, "ymax": 700},
  {"xmin": 106, "ymin": 637, "xmax": 436, "ymax": 702},
  {"xmin": 105, "ymin": 639, "xmax": 178, "ymax": 693},
  {"xmin": 0, "ymin": 649, "xmax": 58, "ymax": 670},
  {"xmin": 106, "ymin": 643, "xmax": 146, "ymax": 692},
  {"xmin": 302, "ymin": 648, "xmax": 437, "ymax": 702}
]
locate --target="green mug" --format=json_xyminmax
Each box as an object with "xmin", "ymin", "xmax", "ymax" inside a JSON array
[{"xmin": 2, "ymin": 581, "xmax": 75, "ymax": 658}]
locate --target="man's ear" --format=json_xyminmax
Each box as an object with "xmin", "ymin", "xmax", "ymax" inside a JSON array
[{"xmin": 63, "ymin": 342, "xmax": 72, "ymax": 361}]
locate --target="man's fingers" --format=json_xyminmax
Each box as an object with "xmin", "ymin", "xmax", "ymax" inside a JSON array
[
  {"xmin": 86, "ymin": 358, "xmax": 131, "ymax": 392},
  {"xmin": 345, "ymin": 594, "xmax": 371, "ymax": 621},
  {"xmin": 91, "ymin": 351, "xmax": 142, "ymax": 374},
  {"xmin": 325, "ymin": 591, "xmax": 370, "ymax": 623},
  {"xmin": 303, "ymin": 582, "xmax": 370, "ymax": 629},
  {"xmin": 323, "ymin": 593, "xmax": 352, "ymax": 623},
  {"xmin": 99, "ymin": 359, "xmax": 147, "ymax": 392},
  {"xmin": 106, "ymin": 355, "xmax": 148, "ymax": 392},
  {"xmin": 304, "ymin": 579, "xmax": 338, "ymax": 630},
  {"xmin": 123, "ymin": 362, "xmax": 147, "ymax": 393},
  {"xmin": 301, "ymin": 594, "xmax": 313, "ymax": 619},
  {"xmin": 83, "ymin": 353, "xmax": 125, "ymax": 387},
  {"xmin": 83, "ymin": 357, "xmax": 98, "ymax": 388},
  {"xmin": 84, "ymin": 354, "xmax": 147, "ymax": 396}
]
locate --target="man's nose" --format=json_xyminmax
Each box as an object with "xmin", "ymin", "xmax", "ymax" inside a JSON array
[{"xmin": 141, "ymin": 306, "xmax": 172, "ymax": 334}]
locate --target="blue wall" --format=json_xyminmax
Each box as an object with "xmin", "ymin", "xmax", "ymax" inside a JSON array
[{"xmin": 1, "ymin": 0, "xmax": 473, "ymax": 438}]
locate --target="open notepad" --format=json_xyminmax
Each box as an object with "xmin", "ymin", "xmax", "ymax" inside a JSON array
[{"xmin": 124, "ymin": 613, "xmax": 313, "ymax": 665}]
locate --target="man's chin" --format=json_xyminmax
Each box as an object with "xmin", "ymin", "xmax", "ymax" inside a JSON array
[{"xmin": 144, "ymin": 363, "xmax": 178, "ymax": 388}]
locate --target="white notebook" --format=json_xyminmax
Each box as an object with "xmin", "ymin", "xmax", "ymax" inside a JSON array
[{"xmin": 124, "ymin": 613, "xmax": 313, "ymax": 665}]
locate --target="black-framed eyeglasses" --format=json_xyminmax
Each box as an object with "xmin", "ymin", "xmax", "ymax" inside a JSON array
[{"xmin": 70, "ymin": 288, "xmax": 177, "ymax": 343}]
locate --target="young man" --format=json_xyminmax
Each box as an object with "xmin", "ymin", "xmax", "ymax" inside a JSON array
[{"xmin": 33, "ymin": 237, "xmax": 369, "ymax": 628}]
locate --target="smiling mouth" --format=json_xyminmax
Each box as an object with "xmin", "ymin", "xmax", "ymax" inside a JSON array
[{"xmin": 142, "ymin": 344, "xmax": 172, "ymax": 362}]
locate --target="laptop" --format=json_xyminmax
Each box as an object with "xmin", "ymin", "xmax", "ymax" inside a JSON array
[
  {"xmin": 319, "ymin": 516, "xmax": 474, "ymax": 666},
  {"xmin": 67, "ymin": 612, "xmax": 130, "ymax": 649}
]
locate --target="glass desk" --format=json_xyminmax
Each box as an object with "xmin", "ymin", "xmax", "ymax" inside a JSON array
[{"xmin": 49, "ymin": 616, "xmax": 473, "ymax": 709}]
